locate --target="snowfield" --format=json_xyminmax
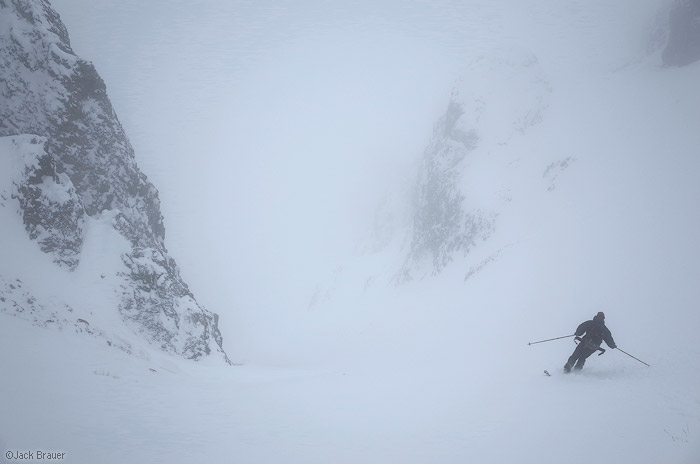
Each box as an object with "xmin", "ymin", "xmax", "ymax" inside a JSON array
[
  {"xmin": 2, "ymin": 0, "xmax": 700, "ymax": 463},
  {"xmin": 1, "ymin": 292, "xmax": 698, "ymax": 464}
]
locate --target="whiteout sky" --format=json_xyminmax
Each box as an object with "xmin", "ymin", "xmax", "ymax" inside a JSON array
[{"xmin": 49, "ymin": 0, "xmax": 663, "ymax": 359}]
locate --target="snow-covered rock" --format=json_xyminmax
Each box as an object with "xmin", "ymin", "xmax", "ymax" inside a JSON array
[
  {"xmin": 8, "ymin": 135, "xmax": 84, "ymax": 268},
  {"xmin": 400, "ymin": 49, "xmax": 551, "ymax": 279},
  {"xmin": 0, "ymin": 0, "xmax": 228, "ymax": 362}
]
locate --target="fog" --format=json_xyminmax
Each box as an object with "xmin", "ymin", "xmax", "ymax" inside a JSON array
[
  {"xmin": 49, "ymin": 0, "xmax": 663, "ymax": 362},
  {"xmin": 47, "ymin": 0, "xmax": 462, "ymax": 359},
  {"xmin": 7, "ymin": 1, "xmax": 700, "ymax": 461}
]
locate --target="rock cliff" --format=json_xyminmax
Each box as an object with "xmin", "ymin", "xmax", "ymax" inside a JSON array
[{"xmin": 0, "ymin": 0, "xmax": 228, "ymax": 362}]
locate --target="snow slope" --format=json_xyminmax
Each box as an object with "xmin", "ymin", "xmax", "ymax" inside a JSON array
[
  {"xmin": 2, "ymin": 70, "xmax": 699, "ymax": 464},
  {"xmin": 2, "ymin": 1, "xmax": 700, "ymax": 464},
  {"xmin": 1, "ymin": 275, "xmax": 698, "ymax": 464}
]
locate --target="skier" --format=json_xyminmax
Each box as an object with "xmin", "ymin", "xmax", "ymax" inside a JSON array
[{"xmin": 564, "ymin": 312, "xmax": 616, "ymax": 373}]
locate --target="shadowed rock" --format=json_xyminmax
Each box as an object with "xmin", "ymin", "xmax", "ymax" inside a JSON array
[
  {"xmin": 0, "ymin": 0, "xmax": 229, "ymax": 362},
  {"xmin": 663, "ymin": 0, "xmax": 700, "ymax": 66}
]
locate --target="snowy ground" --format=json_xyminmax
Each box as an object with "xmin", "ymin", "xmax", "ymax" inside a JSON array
[
  {"xmin": 1, "ymin": 296, "xmax": 698, "ymax": 464},
  {"xmin": 3, "ymin": 1, "xmax": 700, "ymax": 463}
]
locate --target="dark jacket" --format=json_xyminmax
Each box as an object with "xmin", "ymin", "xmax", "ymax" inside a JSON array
[{"xmin": 575, "ymin": 315, "xmax": 616, "ymax": 349}]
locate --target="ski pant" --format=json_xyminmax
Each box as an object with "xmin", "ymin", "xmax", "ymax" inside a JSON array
[{"xmin": 566, "ymin": 343, "xmax": 597, "ymax": 370}]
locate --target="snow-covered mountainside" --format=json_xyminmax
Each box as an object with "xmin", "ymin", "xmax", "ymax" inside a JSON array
[
  {"xmin": 400, "ymin": 49, "xmax": 551, "ymax": 278},
  {"xmin": 300, "ymin": 4, "xmax": 700, "ymax": 460},
  {"xmin": 0, "ymin": 0, "xmax": 228, "ymax": 362},
  {"xmin": 385, "ymin": 0, "xmax": 700, "ymax": 285},
  {"xmin": 1, "ymin": 1, "xmax": 699, "ymax": 463}
]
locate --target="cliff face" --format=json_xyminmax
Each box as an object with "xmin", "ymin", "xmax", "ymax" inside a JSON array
[
  {"xmin": 0, "ymin": 0, "xmax": 228, "ymax": 362},
  {"xmin": 663, "ymin": 0, "xmax": 700, "ymax": 66},
  {"xmin": 400, "ymin": 1, "xmax": 697, "ymax": 280},
  {"xmin": 399, "ymin": 50, "xmax": 552, "ymax": 280}
]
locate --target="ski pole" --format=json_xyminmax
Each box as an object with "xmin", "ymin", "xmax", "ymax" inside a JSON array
[
  {"xmin": 615, "ymin": 348, "xmax": 650, "ymax": 367},
  {"xmin": 528, "ymin": 334, "xmax": 575, "ymax": 346}
]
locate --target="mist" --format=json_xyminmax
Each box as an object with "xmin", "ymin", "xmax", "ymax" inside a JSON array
[
  {"xmin": 47, "ymin": 0, "xmax": 475, "ymax": 361},
  {"xmin": 5, "ymin": 0, "xmax": 700, "ymax": 462},
  {"xmin": 49, "ymin": 0, "xmax": 666, "ymax": 363}
]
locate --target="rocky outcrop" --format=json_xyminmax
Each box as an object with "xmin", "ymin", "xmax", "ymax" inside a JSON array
[
  {"xmin": 663, "ymin": 0, "xmax": 700, "ymax": 66},
  {"xmin": 405, "ymin": 97, "xmax": 495, "ymax": 276},
  {"xmin": 11, "ymin": 136, "xmax": 84, "ymax": 268},
  {"xmin": 399, "ymin": 50, "xmax": 551, "ymax": 279},
  {"xmin": 0, "ymin": 0, "xmax": 229, "ymax": 362}
]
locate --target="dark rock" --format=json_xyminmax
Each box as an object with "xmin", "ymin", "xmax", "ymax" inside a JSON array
[
  {"xmin": 663, "ymin": 0, "xmax": 700, "ymax": 66},
  {"xmin": 399, "ymin": 51, "xmax": 550, "ymax": 279},
  {"xmin": 12, "ymin": 137, "xmax": 84, "ymax": 269},
  {"xmin": 0, "ymin": 0, "xmax": 229, "ymax": 362}
]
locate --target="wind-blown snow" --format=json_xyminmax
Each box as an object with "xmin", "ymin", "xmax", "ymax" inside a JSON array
[{"xmin": 2, "ymin": 0, "xmax": 700, "ymax": 463}]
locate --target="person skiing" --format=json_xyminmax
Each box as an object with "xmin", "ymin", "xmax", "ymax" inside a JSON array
[{"xmin": 564, "ymin": 312, "xmax": 616, "ymax": 373}]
